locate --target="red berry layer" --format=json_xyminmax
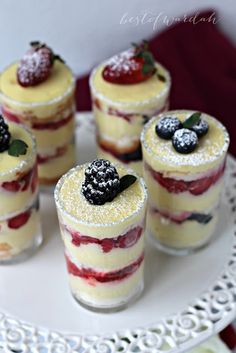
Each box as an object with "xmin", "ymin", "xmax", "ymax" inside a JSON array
[
  {"xmin": 66, "ymin": 252, "xmax": 144, "ymax": 283},
  {"xmin": 65, "ymin": 225, "xmax": 143, "ymax": 253},
  {"xmin": 37, "ymin": 146, "xmax": 68, "ymax": 164},
  {"xmin": 146, "ymin": 161, "xmax": 226, "ymax": 195},
  {"xmin": 1, "ymin": 164, "xmax": 38, "ymax": 193},
  {"xmin": 150, "ymin": 207, "xmax": 213, "ymax": 225},
  {"xmin": 8, "ymin": 210, "xmax": 31, "ymax": 229},
  {"xmin": 2, "ymin": 107, "xmax": 73, "ymax": 131},
  {"xmin": 93, "ymin": 98, "xmax": 169, "ymax": 123}
]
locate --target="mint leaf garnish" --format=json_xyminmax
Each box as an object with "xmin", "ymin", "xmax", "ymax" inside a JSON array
[
  {"xmin": 30, "ymin": 40, "xmax": 41, "ymax": 47},
  {"xmin": 157, "ymin": 73, "xmax": 166, "ymax": 82},
  {"xmin": 142, "ymin": 64, "xmax": 155, "ymax": 75},
  {"xmin": 119, "ymin": 175, "xmax": 137, "ymax": 193},
  {"xmin": 53, "ymin": 54, "xmax": 65, "ymax": 64},
  {"xmin": 183, "ymin": 112, "xmax": 201, "ymax": 129},
  {"xmin": 8, "ymin": 139, "xmax": 28, "ymax": 157},
  {"xmin": 142, "ymin": 115, "xmax": 149, "ymax": 125},
  {"xmin": 133, "ymin": 40, "xmax": 156, "ymax": 77}
]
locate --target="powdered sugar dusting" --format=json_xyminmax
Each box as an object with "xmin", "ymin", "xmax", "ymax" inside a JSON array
[
  {"xmin": 105, "ymin": 49, "xmax": 139, "ymax": 75},
  {"xmin": 141, "ymin": 110, "xmax": 230, "ymax": 171},
  {"xmin": 55, "ymin": 164, "xmax": 147, "ymax": 226},
  {"xmin": 17, "ymin": 47, "xmax": 52, "ymax": 86}
]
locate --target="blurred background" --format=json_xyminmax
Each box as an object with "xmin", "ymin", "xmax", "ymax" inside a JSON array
[{"xmin": 0, "ymin": 0, "xmax": 235, "ymax": 75}]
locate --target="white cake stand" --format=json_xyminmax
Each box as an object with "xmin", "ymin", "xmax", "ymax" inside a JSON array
[{"xmin": 0, "ymin": 113, "xmax": 235, "ymax": 353}]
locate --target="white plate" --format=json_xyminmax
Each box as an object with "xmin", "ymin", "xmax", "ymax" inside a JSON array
[{"xmin": 0, "ymin": 113, "xmax": 236, "ymax": 353}]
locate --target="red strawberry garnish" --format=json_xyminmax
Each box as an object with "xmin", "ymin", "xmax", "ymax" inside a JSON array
[
  {"xmin": 8, "ymin": 210, "xmax": 31, "ymax": 229},
  {"xmin": 102, "ymin": 40, "xmax": 156, "ymax": 84},
  {"xmin": 17, "ymin": 41, "xmax": 64, "ymax": 87}
]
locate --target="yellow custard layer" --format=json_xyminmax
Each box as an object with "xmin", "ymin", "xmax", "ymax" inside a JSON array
[
  {"xmin": 148, "ymin": 209, "xmax": 218, "ymax": 249},
  {"xmin": 55, "ymin": 164, "xmax": 147, "ymax": 238},
  {"xmin": 39, "ymin": 143, "xmax": 75, "ymax": 183},
  {"xmin": 0, "ymin": 122, "xmax": 36, "ymax": 183},
  {"xmin": 35, "ymin": 116, "xmax": 75, "ymax": 153},
  {"xmin": 0, "ymin": 61, "xmax": 74, "ymax": 104},
  {"xmin": 91, "ymin": 62, "xmax": 170, "ymax": 106},
  {"xmin": 141, "ymin": 110, "xmax": 230, "ymax": 174},
  {"xmin": 94, "ymin": 106, "xmax": 144, "ymax": 142},
  {"xmin": 0, "ymin": 186, "xmax": 38, "ymax": 217}
]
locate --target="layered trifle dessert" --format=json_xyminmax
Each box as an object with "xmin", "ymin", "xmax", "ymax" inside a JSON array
[
  {"xmin": 55, "ymin": 159, "xmax": 147, "ymax": 311},
  {"xmin": 90, "ymin": 41, "xmax": 171, "ymax": 175},
  {"xmin": 0, "ymin": 116, "xmax": 42, "ymax": 263},
  {"xmin": 0, "ymin": 41, "xmax": 76, "ymax": 185},
  {"xmin": 141, "ymin": 110, "xmax": 230, "ymax": 254}
]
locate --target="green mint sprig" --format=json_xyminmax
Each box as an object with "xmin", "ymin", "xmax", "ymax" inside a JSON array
[
  {"xmin": 183, "ymin": 112, "xmax": 201, "ymax": 129},
  {"xmin": 119, "ymin": 175, "xmax": 137, "ymax": 194},
  {"xmin": 8, "ymin": 139, "xmax": 28, "ymax": 157}
]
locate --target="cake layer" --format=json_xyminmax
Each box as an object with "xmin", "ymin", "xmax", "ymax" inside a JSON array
[
  {"xmin": 141, "ymin": 110, "xmax": 230, "ymax": 174},
  {"xmin": 0, "ymin": 164, "xmax": 38, "ymax": 216},
  {"xmin": 61, "ymin": 224, "xmax": 144, "ymax": 270},
  {"xmin": 98, "ymin": 146, "xmax": 143, "ymax": 176},
  {"xmin": 147, "ymin": 207, "xmax": 218, "ymax": 249},
  {"xmin": 39, "ymin": 143, "xmax": 75, "ymax": 184},
  {"xmin": 144, "ymin": 166, "xmax": 224, "ymax": 212}
]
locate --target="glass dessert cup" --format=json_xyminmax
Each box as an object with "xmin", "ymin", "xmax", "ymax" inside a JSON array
[
  {"xmin": 54, "ymin": 163, "xmax": 147, "ymax": 312},
  {"xmin": 0, "ymin": 61, "xmax": 76, "ymax": 186},
  {"xmin": 141, "ymin": 110, "xmax": 230, "ymax": 255},
  {"xmin": 0, "ymin": 122, "xmax": 42, "ymax": 264},
  {"xmin": 89, "ymin": 57, "xmax": 171, "ymax": 175}
]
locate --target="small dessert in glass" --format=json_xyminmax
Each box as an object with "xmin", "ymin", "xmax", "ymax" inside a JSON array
[
  {"xmin": 89, "ymin": 41, "xmax": 171, "ymax": 175},
  {"xmin": 0, "ymin": 41, "xmax": 76, "ymax": 185},
  {"xmin": 55, "ymin": 159, "xmax": 147, "ymax": 312},
  {"xmin": 0, "ymin": 116, "xmax": 42, "ymax": 264},
  {"xmin": 141, "ymin": 110, "xmax": 230, "ymax": 255}
]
